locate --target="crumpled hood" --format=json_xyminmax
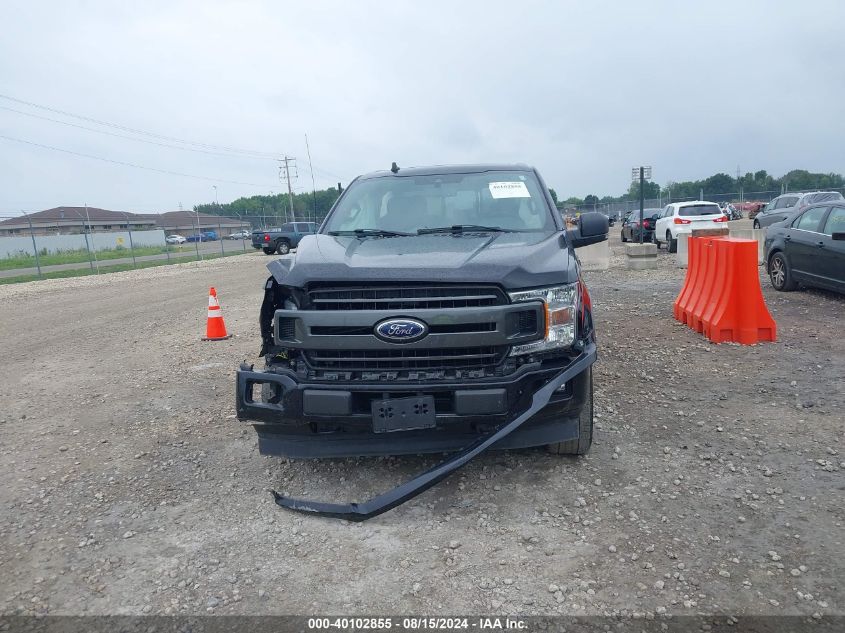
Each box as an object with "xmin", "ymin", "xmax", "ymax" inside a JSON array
[{"xmin": 267, "ymin": 232, "xmax": 577, "ymax": 290}]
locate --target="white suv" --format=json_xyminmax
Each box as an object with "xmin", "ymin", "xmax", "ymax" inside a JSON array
[{"xmin": 654, "ymin": 201, "xmax": 728, "ymax": 253}]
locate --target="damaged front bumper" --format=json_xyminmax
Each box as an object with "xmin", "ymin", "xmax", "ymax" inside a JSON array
[{"xmin": 235, "ymin": 343, "xmax": 596, "ymax": 521}]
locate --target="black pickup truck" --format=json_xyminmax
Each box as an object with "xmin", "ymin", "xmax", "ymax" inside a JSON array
[
  {"xmin": 251, "ymin": 222, "xmax": 317, "ymax": 255},
  {"xmin": 236, "ymin": 164, "xmax": 608, "ymax": 520}
]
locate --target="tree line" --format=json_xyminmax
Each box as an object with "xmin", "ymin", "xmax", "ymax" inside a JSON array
[
  {"xmin": 560, "ymin": 169, "xmax": 845, "ymax": 208},
  {"xmin": 195, "ymin": 187, "xmax": 342, "ymax": 225},
  {"xmin": 195, "ymin": 168, "xmax": 845, "ymax": 220}
]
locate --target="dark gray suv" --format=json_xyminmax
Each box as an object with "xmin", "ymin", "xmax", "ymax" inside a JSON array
[{"xmin": 754, "ymin": 191, "xmax": 844, "ymax": 228}]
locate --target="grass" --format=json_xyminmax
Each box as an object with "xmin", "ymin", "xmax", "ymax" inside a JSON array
[
  {"xmin": 0, "ymin": 244, "xmax": 182, "ymax": 270},
  {"xmin": 0, "ymin": 251, "xmax": 248, "ymax": 285}
]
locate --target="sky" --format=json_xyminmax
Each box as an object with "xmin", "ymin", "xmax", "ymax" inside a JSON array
[{"xmin": 2, "ymin": 0, "xmax": 845, "ymax": 215}]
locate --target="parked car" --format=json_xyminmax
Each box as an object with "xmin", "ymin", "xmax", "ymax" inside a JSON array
[
  {"xmin": 765, "ymin": 201, "xmax": 845, "ymax": 294},
  {"xmin": 236, "ymin": 163, "xmax": 610, "ymax": 519},
  {"xmin": 754, "ymin": 192, "xmax": 844, "ymax": 229},
  {"xmin": 185, "ymin": 234, "xmax": 205, "ymax": 243},
  {"xmin": 620, "ymin": 208, "xmax": 660, "ymax": 243},
  {"xmin": 165, "ymin": 234, "xmax": 186, "ymax": 245},
  {"xmin": 227, "ymin": 230, "xmax": 251, "ymax": 240},
  {"xmin": 653, "ymin": 201, "xmax": 728, "ymax": 253},
  {"xmin": 739, "ymin": 201, "xmax": 766, "ymax": 219},
  {"xmin": 202, "ymin": 230, "xmax": 218, "ymax": 241},
  {"xmin": 251, "ymin": 222, "xmax": 317, "ymax": 255}
]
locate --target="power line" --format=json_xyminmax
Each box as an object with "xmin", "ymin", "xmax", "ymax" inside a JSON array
[
  {"xmin": 0, "ymin": 134, "xmax": 278, "ymax": 188},
  {"xmin": 311, "ymin": 164, "xmax": 346, "ymax": 180},
  {"xmin": 0, "ymin": 93, "xmax": 282, "ymax": 158},
  {"xmin": 0, "ymin": 92, "xmax": 347, "ymax": 185},
  {"xmin": 0, "ymin": 104, "xmax": 280, "ymax": 161}
]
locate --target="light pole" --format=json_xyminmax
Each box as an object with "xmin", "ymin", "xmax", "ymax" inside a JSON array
[
  {"xmin": 631, "ymin": 166, "xmax": 652, "ymax": 244},
  {"xmin": 213, "ymin": 185, "xmax": 218, "ymax": 207}
]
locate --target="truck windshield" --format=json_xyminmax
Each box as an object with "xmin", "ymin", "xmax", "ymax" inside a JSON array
[{"xmin": 323, "ymin": 171, "xmax": 555, "ymax": 234}]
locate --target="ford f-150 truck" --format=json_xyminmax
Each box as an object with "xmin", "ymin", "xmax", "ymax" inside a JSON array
[
  {"xmin": 251, "ymin": 222, "xmax": 317, "ymax": 255},
  {"xmin": 236, "ymin": 164, "xmax": 608, "ymax": 520}
]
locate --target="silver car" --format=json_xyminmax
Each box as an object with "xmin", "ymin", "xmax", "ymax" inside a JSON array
[{"xmin": 754, "ymin": 191, "xmax": 844, "ymax": 228}]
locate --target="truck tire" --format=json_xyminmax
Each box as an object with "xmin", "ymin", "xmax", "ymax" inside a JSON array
[
  {"xmin": 621, "ymin": 231, "xmax": 627, "ymax": 243},
  {"xmin": 546, "ymin": 368, "xmax": 593, "ymax": 455},
  {"xmin": 262, "ymin": 247, "xmax": 275, "ymax": 255},
  {"xmin": 275, "ymin": 240, "xmax": 291, "ymax": 255}
]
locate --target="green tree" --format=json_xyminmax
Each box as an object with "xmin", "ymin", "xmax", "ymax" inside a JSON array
[
  {"xmin": 583, "ymin": 194, "xmax": 599, "ymax": 208},
  {"xmin": 703, "ymin": 173, "xmax": 734, "ymax": 194},
  {"xmin": 195, "ymin": 187, "xmax": 342, "ymax": 226},
  {"xmin": 626, "ymin": 180, "xmax": 660, "ymax": 200},
  {"xmin": 548, "ymin": 188, "xmax": 559, "ymax": 204}
]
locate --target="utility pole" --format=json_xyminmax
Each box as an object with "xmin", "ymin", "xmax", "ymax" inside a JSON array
[{"xmin": 281, "ymin": 157, "xmax": 297, "ymax": 223}]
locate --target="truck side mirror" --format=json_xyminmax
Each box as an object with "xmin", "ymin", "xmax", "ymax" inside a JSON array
[{"xmin": 568, "ymin": 211, "xmax": 608, "ymax": 248}]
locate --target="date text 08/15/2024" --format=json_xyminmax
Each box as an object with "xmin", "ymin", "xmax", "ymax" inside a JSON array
[{"xmin": 307, "ymin": 617, "xmax": 527, "ymax": 630}]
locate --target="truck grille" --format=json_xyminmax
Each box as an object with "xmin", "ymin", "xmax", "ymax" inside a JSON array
[
  {"xmin": 305, "ymin": 346, "xmax": 506, "ymax": 372},
  {"xmin": 279, "ymin": 284, "xmax": 535, "ymax": 379},
  {"xmin": 307, "ymin": 284, "xmax": 507, "ymax": 310}
]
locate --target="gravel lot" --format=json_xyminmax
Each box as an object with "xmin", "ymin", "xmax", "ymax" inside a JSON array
[{"xmin": 1, "ymin": 239, "xmax": 842, "ymax": 619}]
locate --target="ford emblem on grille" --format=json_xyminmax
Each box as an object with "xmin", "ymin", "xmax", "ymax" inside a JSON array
[{"xmin": 374, "ymin": 318, "xmax": 428, "ymax": 343}]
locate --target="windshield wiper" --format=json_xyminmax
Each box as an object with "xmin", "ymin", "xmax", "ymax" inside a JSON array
[
  {"xmin": 326, "ymin": 228, "xmax": 413, "ymax": 237},
  {"xmin": 417, "ymin": 225, "xmax": 514, "ymax": 234}
]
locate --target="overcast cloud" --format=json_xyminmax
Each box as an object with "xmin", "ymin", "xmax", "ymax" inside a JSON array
[{"xmin": 2, "ymin": 0, "xmax": 844, "ymax": 214}]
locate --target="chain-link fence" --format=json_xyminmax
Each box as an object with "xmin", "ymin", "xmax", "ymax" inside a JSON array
[
  {"xmin": 234, "ymin": 212, "xmax": 328, "ymax": 231},
  {"xmin": 0, "ymin": 211, "xmax": 255, "ymax": 282},
  {"xmin": 564, "ymin": 187, "xmax": 845, "ymax": 220}
]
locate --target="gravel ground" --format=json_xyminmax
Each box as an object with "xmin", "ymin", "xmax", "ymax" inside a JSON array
[{"xmin": 0, "ymin": 237, "xmax": 842, "ymax": 618}]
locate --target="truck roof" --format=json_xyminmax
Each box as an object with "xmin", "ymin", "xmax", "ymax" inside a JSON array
[{"xmin": 358, "ymin": 163, "xmax": 534, "ymax": 180}]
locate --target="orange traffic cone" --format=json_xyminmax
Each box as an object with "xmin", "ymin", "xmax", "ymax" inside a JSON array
[{"xmin": 202, "ymin": 287, "xmax": 232, "ymax": 341}]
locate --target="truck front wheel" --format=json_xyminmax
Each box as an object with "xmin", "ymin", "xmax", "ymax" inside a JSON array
[
  {"xmin": 546, "ymin": 368, "xmax": 593, "ymax": 455},
  {"xmin": 275, "ymin": 240, "xmax": 291, "ymax": 255}
]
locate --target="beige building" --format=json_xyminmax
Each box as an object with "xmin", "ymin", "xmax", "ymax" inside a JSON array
[
  {"xmin": 156, "ymin": 211, "xmax": 247, "ymax": 236},
  {"xmin": 0, "ymin": 207, "xmax": 247, "ymax": 237},
  {"xmin": 0, "ymin": 207, "xmax": 158, "ymax": 236}
]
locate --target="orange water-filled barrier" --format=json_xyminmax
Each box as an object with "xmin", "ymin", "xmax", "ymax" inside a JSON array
[{"xmin": 673, "ymin": 236, "xmax": 776, "ymax": 344}]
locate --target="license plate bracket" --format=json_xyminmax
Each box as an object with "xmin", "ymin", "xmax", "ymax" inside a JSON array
[{"xmin": 372, "ymin": 396, "xmax": 436, "ymax": 433}]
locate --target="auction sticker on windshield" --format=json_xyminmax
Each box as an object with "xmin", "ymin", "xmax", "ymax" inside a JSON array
[{"xmin": 489, "ymin": 181, "xmax": 531, "ymax": 198}]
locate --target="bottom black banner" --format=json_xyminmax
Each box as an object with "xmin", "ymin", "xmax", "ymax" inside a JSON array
[{"xmin": 0, "ymin": 616, "xmax": 841, "ymax": 633}]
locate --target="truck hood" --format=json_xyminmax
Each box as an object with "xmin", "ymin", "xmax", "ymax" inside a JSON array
[{"xmin": 267, "ymin": 232, "xmax": 577, "ymax": 290}]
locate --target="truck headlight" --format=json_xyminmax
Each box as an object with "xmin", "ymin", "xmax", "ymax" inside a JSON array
[{"xmin": 508, "ymin": 284, "xmax": 578, "ymax": 355}]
